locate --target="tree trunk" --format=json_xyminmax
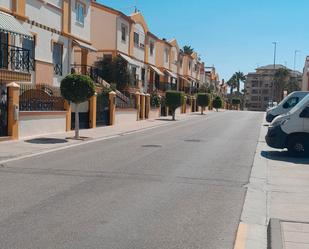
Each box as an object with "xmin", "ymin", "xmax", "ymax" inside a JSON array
[
  {"xmin": 230, "ymin": 87, "xmax": 233, "ymax": 94},
  {"xmin": 75, "ymin": 103, "xmax": 79, "ymax": 139},
  {"xmin": 201, "ymin": 107, "xmax": 203, "ymax": 115},
  {"xmin": 172, "ymin": 110, "xmax": 175, "ymax": 120},
  {"xmin": 237, "ymin": 81, "xmax": 240, "ymax": 93},
  {"xmin": 216, "ymin": 108, "xmax": 218, "ymax": 112}
]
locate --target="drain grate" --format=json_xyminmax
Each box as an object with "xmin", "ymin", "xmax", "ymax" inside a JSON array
[{"xmin": 142, "ymin": 144, "xmax": 162, "ymax": 148}]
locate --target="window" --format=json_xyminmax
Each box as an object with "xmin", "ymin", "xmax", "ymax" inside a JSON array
[
  {"xmin": 164, "ymin": 48, "xmax": 168, "ymax": 63},
  {"xmin": 262, "ymin": 89, "xmax": 268, "ymax": 94},
  {"xmin": 264, "ymin": 96, "xmax": 269, "ymax": 101},
  {"xmin": 179, "ymin": 57, "xmax": 183, "ymax": 67},
  {"xmin": 300, "ymin": 106, "xmax": 309, "ymax": 118},
  {"xmin": 189, "ymin": 61, "xmax": 191, "ymax": 70},
  {"xmin": 283, "ymin": 97, "xmax": 299, "ymax": 109},
  {"xmin": 141, "ymin": 68, "xmax": 145, "ymax": 86},
  {"xmin": 134, "ymin": 32, "xmax": 139, "ymax": 46},
  {"xmin": 150, "ymin": 41, "xmax": 154, "ymax": 56},
  {"xmin": 194, "ymin": 64, "xmax": 197, "ymax": 72},
  {"xmin": 121, "ymin": 24, "xmax": 126, "ymax": 42},
  {"xmin": 22, "ymin": 37, "xmax": 35, "ymax": 71},
  {"xmin": 53, "ymin": 42, "xmax": 62, "ymax": 76},
  {"xmin": 76, "ymin": 1, "xmax": 85, "ymax": 25},
  {"xmin": 251, "ymin": 96, "xmax": 259, "ymax": 101},
  {"xmin": 22, "ymin": 38, "xmax": 35, "ymax": 59}
]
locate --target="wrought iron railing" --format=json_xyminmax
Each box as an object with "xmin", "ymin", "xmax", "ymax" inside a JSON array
[
  {"xmin": 0, "ymin": 43, "xmax": 34, "ymax": 73},
  {"xmin": 71, "ymin": 64, "xmax": 129, "ymax": 104},
  {"xmin": 19, "ymin": 83, "xmax": 65, "ymax": 111}
]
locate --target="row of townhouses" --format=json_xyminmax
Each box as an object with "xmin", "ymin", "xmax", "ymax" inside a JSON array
[
  {"xmin": 0, "ymin": 0, "xmax": 220, "ymax": 94},
  {"xmin": 0, "ymin": 0, "xmax": 223, "ymax": 140}
]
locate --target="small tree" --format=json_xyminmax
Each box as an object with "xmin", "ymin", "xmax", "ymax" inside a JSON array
[
  {"xmin": 212, "ymin": 96, "xmax": 223, "ymax": 112},
  {"xmin": 232, "ymin": 98, "xmax": 241, "ymax": 110},
  {"xmin": 61, "ymin": 74, "xmax": 95, "ymax": 139},
  {"xmin": 196, "ymin": 93, "xmax": 210, "ymax": 114},
  {"xmin": 165, "ymin": 91, "xmax": 183, "ymax": 120}
]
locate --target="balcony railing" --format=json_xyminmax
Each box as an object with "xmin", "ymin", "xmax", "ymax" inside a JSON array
[{"xmin": 0, "ymin": 43, "xmax": 34, "ymax": 73}]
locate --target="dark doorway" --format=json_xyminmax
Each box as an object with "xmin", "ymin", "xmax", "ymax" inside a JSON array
[{"xmin": 0, "ymin": 82, "xmax": 8, "ymax": 137}]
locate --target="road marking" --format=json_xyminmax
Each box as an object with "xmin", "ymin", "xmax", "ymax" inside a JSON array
[{"xmin": 233, "ymin": 222, "xmax": 248, "ymax": 249}]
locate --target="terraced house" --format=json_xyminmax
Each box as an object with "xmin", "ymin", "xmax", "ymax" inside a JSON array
[
  {"xmin": 86, "ymin": 1, "xmax": 208, "ymax": 97},
  {"xmin": 0, "ymin": 0, "xmax": 94, "ymax": 139}
]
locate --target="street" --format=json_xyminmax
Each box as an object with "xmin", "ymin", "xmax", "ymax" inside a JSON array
[{"xmin": 0, "ymin": 111, "xmax": 263, "ymax": 249}]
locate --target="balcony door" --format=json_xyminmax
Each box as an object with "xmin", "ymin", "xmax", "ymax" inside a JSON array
[{"xmin": 0, "ymin": 32, "xmax": 8, "ymax": 69}]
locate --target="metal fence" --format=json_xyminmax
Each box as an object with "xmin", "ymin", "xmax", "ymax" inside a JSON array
[{"xmin": 19, "ymin": 83, "xmax": 65, "ymax": 111}]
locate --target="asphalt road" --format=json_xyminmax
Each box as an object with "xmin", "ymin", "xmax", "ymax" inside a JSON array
[{"xmin": 0, "ymin": 111, "xmax": 263, "ymax": 249}]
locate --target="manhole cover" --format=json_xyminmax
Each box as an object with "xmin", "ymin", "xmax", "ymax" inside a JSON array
[
  {"xmin": 184, "ymin": 139, "xmax": 202, "ymax": 142},
  {"xmin": 142, "ymin": 144, "xmax": 162, "ymax": 148}
]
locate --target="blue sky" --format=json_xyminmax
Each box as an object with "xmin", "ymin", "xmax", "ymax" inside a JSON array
[{"xmin": 97, "ymin": 0, "xmax": 309, "ymax": 82}]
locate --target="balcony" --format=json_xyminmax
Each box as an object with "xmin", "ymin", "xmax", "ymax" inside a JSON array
[{"xmin": 0, "ymin": 43, "xmax": 34, "ymax": 73}]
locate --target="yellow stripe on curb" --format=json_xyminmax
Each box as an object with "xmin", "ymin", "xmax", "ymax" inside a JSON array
[{"xmin": 233, "ymin": 222, "xmax": 248, "ymax": 249}]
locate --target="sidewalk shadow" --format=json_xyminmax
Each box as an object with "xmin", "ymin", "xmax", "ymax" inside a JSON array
[
  {"xmin": 25, "ymin": 138, "xmax": 68, "ymax": 144},
  {"xmin": 261, "ymin": 150, "xmax": 309, "ymax": 164}
]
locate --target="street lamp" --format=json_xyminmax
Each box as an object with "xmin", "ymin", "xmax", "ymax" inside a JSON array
[
  {"xmin": 293, "ymin": 50, "xmax": 300, "ymax": 72},
  {"xmin": 272, "ymin": 42, "xmax": 277, "ymax": 69}
]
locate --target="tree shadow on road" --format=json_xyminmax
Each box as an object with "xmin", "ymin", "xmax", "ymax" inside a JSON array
[
  {"xmin": 25, "ymin": 138, "xmax": 68, "ymax": 144},
  {"xmin": 261, "ymin": 150, "xmax": 309, "ymax": 164}
]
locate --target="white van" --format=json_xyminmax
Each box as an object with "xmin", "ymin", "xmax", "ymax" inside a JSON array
[
  {"xmin": 265, "ymin": 94, "xmax": 309, "ymax": 156},
  {"xmin": 266, "ymin": 91, "xmax": 309, "ymax": 122}
]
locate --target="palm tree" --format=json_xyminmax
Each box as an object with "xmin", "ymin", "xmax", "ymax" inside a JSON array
[
  {"xmin": 234, "ymin": 71, "xmax": 246, "ymax": 93},
  {"xmin": 227, "ymin": 75, "xmax": 237, "ymax": 94},
  {"xmin": 273, "ymin": 68, "xmax": 289, "ymax": 102},
  {"xmin": 182, "ymin": 45, "xmax": 194, "ymax": 55}
]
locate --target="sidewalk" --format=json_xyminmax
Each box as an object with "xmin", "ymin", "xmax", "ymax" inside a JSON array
[
  {"xmin": 234, "ymin": 117, "xmax": 309, "ymax": 249},
  {"xmin": 0, "ymin": 109, "xmax": 199, "ymax": 164}
]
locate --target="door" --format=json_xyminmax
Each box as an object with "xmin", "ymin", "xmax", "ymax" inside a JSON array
[
  {"xmin": 96, "ymin": 92, "xmax": 109, "ymax": 126},
  {"xmin": 0, "ymin": 83, "xmax": 8, "ymax": 137},
  {"xmin": 0, "ymin": 32, "xmax": 8, "ymax": 69},
  {"xmin": 300, "ymin": 105, "xmax": 309, "ymax": 132}
]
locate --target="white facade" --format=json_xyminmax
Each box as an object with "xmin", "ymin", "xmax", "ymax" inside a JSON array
[
  {"xmin": 0, "ymin": 0, "xmax": 11, "ymax": 10},
  {"xmin": 70, "ymin": 0, "xmax": 91, "ymax": 42},
  {"xmin": 132, "ymin": 23, "xmax": 145, "ymax": 62},
  {"xmin": 116, "ymin": 16, "xmax": 130, "ymax": 54},
  {"xmin": 147, "ymin": 37, "xmax": 156, "ymax": 65},
  {"xmin": 170, "ymin": 46, "xmax": 178, "ymax": 73}
]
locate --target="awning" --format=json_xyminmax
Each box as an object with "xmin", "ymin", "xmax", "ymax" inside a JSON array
[
  {"xmin": 149, "ymin": 65, "xmax": 164, "ymax": 76},
  {"xmin": 179, "ymin": 76, "xmax": 190, "ymax": 86},
  {"xmin": 73, "ymin": 39, "xmax": 97, "ymax": 52},
  {"xmin": 0, "ymin": 11, "xmax": 32, "ymax": 39},
  {"xmin": 165, "ymin": 69, "xmax": 178, "ymax": 79},
  {"xmin": 119, "ymin": 53, "xmax": 140, "ymax": 67}
]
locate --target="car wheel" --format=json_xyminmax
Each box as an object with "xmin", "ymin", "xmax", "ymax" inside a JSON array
[{"xmin": 287, "ymin": 136, "xmax": 309, "ymax": 157}]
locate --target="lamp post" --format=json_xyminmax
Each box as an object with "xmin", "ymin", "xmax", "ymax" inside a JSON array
[
  {"xmin": 272, "ymin": 42, "xmax": 277, "ymax": 70},
  {"xmin": 271, "ymin": 42, "xmax": 277, "ymax": 103},
  {"xmin": 293, "ymin": 50, "xmax": 300, "ymax": 72}
]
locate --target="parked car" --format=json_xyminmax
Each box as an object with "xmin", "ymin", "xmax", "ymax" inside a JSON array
[
  {"xmin": 266, "ymin": 91, "xmax": 309, "ymax": 122},
  {"xmin": 265, "ymin": 94, "xmax": 309, "ymax": 156}
]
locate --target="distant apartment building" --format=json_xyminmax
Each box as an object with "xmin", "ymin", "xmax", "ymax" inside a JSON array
[
  {"xmin": 302, "ymin": 56, "xmax": 309, "ymax": 91},
  {"xmin": 245, "ymin": 65, "xmax": 302, "ymax": 111}
]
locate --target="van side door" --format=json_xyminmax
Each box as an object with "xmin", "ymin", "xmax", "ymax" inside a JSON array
[{"xmin": 299, "ymin": 105, "xmax": 309, "ymax": 132}]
